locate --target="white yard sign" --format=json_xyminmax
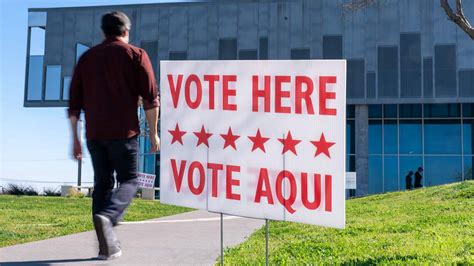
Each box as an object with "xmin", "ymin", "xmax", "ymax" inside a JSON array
[
  {"xmin": 137, "ymin": 172, "xmax": 156, "ymax": 189},
  {"xmin": 160, "ymin": 60, "xmax": 346, "ymax": 229}
]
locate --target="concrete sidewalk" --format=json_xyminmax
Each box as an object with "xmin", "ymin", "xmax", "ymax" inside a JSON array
[{"xmin": 0, "ymin": 210, "xmax": 264, "ymax": 265}]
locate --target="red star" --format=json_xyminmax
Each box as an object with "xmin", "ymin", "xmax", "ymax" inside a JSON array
[
  {"xmin": 193, "ymin": 125, "xmax": 213, "ymax": 147},
  {"xmin": 168, "ymin": 123, "xmax": 186, "ymax": 145},
  {"xmin": 278, "ymin": 131, "xmax": 301, "ymax": 155},
  {"xmin": 310, "ymin": 133, "xmax": 335, "ymax": 158},
  {"xmin": 220, "ymin": 127, "xmax": 240, "ymax": 150},
  {"xmin": 248, "ymin": 129, "xmax": 270, "ymax": 153}
]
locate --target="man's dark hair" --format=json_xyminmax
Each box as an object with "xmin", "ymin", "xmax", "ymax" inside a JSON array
[{"xmin": 101, "ymin": 11, "xmax": 131, "ymax": 37}]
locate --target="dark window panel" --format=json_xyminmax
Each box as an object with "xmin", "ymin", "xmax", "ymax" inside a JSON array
[
  {"xmin": 322, "ymin": 35, "xmax": 342, "ymax": 59},
  {"xmin": 425, "ymin": 156, "xmax": 462, "ymax": 186},
  {"xmin": 400, "ymin": 33, "xmax": 421, "ymax": 98},
  {"xmin": 424, "ymin": 119, "xmax": 461, "ymax": 154},
  {"xmin": 239, "ymin": 49, "xmax": 258, "ymax": 60},
  {"xmin": 346, "ymin": 120, "xmax": 355, "ymax": 154},
  {"xmin": 369, "ymin": 105, "xmax": 382, "ymax": 118},
  {"xmin": 424, "ymin": 103, "xmax": 460, "ymax": 118},
  {"xmin": 464, "ymin": 156, "xmax": 473, "ymax": 180},
  {"xmin": 463, "ymin": 103, "xmax": 474, "ymax": 117},
  {"xmin": 367, "ymin": 72, "xmax": 376, "ymax": 99},
  {"xmin": 259, "ymin": 37, "xmax": 268, "ymax": 60},
  {"xmin": 369, "ymin": 120, "xmax": 382, "ymax": 154},
  {"xmin": 290, "ymin": 48, "xmax": 310, "ymax": 59},
  {"xmin": 378, "ymin": 47, "xmax": 398, "ymax": 98},
  {"xmin": 141, "ymin": 41, "xmax": 158, "ymax": 75},
  {"xmin": 384, "ymin": 156, "xmax": 399, "ymax": 192},
  {"xmin": 384, "ymin": 120, "xmax": 398, "ymax": 154},
  {"xmin": 399, "ymin": 120, "xmax": 422, "ymax": 154},
  {"xmin": 347, "ymin": 59, "xmax": 365, "ymax": 99},
  {"xmin": 347, "ymin": 105, "xmax": 355, "ymax": 119},
  {"xmin": 435, "ymin": 45, "xmax": 457, "ymax": 97},
  {"xmin": 219, "ymin": 38, "xmax": 237, "ymax": 60},
  {"xmin": 399, "ymin": 104, "xmax": 422, "ymax": 118},
  {"xmin": 169, "ymin": 51, "xmax": 187, "ymax": 61},
  {"xmin": 368, "ymin": 155, "xmax": 383, "ymax": 194},
  {"xmin": 44, "ymin": 65, "xmax": 61, "ymax": 101},
  {"xmin": 423, "ymin": 58, "xmax": 433, "ymax": 98},
  {"xmin": 384, "ymin": 104, "xmax": 397, "ymax": 118},
  {"xmin": 459, "ymin": 70, "xmax": 474, "ymax": 97},
  {"xmin": 347, "ymin": 155, "xmax": 356, "ymax": 172}
]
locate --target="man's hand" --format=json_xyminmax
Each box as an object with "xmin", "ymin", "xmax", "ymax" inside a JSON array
[
  {"xmin": 149, "ymin": 133, "xmax": 160, "ymax": 153},
  {"xmin": 73, "ymin": 137, "xmax": 83, "ymax": 160}
]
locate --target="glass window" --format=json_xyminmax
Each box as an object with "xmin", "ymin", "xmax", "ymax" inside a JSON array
[
  {"xmin": 219, "ymin": 38, "xmax": 237, "ymax": 60},
  {"xmin": 423, "ymin": 58, "xmax": 433, "ymax": 98},
  {"xmin": 169, "ymin": 51, "xmax": 187, "ymax": 61},
  {"xmin": 346, "ymin": 155, "xmax": 355, "ymax": 172},
  {"xmin": 367, "ymin": 72, "xmax": 376, "ymax": 99},
  {"xmin": 347, "ymin": 59, "xmax": 365, "ymax": 99},
  {"xmin": 369, "ymin": 120, "xmax": 382, "ymax": 154},
  {"xmin": 138, "ymin": 155, "xmax": 144, "ymax": 172},
  {"xmin": 399, "ymin": 156, "xmax": 422, "ymax": 190},
  {"xmin": 384, "ymin": 104, "xmax": 397, "ymax": 118},
  {"xmin": 425, "ymin": 156, "xmax": 461, "ymax": 186},
  {"xmin": 155, "ymin": 153, "xmax": 161, "ymax": 186},
  {"xmin": 347, "ymin": 120, "xmax": 355, "ymax": 154},
  {"xmin": 464, "ymin": 156, "xmax": 473, "ymax": 180},
  {"xmin": 26, "ymin": 27, "xmax": 45, "ymax": 101},
  {"xmin": 27, "ymin": 55, "xmax": 44, "ymax": 100},
  {"xmin": 368, "ymin": 155, "xmax": 383, "ymax": 194},
  {"xmin": 424, "ymin": 120, "xmax": 461, "ymax": 154},
  {"xmin": 63, "ymin": 76, "xmax": 71, "ymax": 100},
  {"xmin": 384, "ymin": 120, "xmax": 398, "ymax": 154},
  {"xmin": 463, "ymin": 119, "xmax": 474, "ymax": 154},
  {"xmin": 463, "ymin": 103, "xmax": 474, "ymax": 118},
  {"xmin": 378, "ymin": 46, "xmax": 398, "ymax": 98},
  {"xmin": 347, "ymin": 105, "xmax": 355, "ymax": 119},
  {"xmin": 144, "ymin": 154, "xmax": 156, "ymax": 174},
  {"xmin": 141, "ymin": 41, "xmax": 158, "ymax": 75},
  {"xmin": 400, "ymin": 33, "xmax": 421, "ymax": 98},
  {"xmin": 399, "ymin": 120, "xmax": 422, "ymax": 154},
  {"xmin": 399, "ymin": 104, "xmax": 422, "ymax": 118},
  {"xmin": 384, "ymin": 156, "xmax": 398, "ymax": 192},
  {"xmin": 239, "ymin": 49, "xmax": 258, "ymax": 60},
  {"xmin": 369, "ymin": 105, "xmax": 382, "ymax": 118},
  {"xmin": 290, "ymin": 48, "xmax": 310, "ymax": 60},
  {"xmin": 435, "ymin": 45, "xmax": 457, "ymax": 97},
  {"xmin": 76, "ymin": 43, "xmax": 89, "ymax": 64},
  {"xmin": 424, "ymin": 104, "xmax": 460, "ymax": 118},
  {"xmin": 259, "ymin": 37, "xmax": 268, "ymax": 60},
  {"xmin": 322, "ymin": 35, "xmax": 342, "ymax": 59},
  {"xmin": 45, "ymin": 65, "xmax": 61, "ymax": 100},
  {"xmin": 459, "ymin": 70, "xmax": 474, "ymax": 97}
]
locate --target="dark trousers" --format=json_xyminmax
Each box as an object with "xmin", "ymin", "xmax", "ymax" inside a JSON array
[{"xmin": 87, "ymin": 136, "xmax": 139, "ymax": 225}]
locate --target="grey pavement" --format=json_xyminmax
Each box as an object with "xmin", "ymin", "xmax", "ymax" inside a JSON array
[{"xmin": 0, "ymin": 210, "xmax": 265, "ymax": 266}]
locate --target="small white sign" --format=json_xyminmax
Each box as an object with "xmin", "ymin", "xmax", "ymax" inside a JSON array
[
  {"xmin": 346, "ymin": 172, "xmax": 357, "ymax": 190},
  {"xmin": 137, "ymin": 172, "xmax": 156, "ymax": 189},
  {"xmin": 160, "ymin": 60, "xmax": 347, "ymax": 229}
]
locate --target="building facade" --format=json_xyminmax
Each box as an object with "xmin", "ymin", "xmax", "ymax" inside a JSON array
[{"xmin": 24, "ymin": 0, "xmax": 474, "ymax": 196}]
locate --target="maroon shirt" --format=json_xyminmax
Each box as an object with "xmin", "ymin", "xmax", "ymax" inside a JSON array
[{"xmin": 68, "ymin": 37, "xmax": 159, "ymax": 140}]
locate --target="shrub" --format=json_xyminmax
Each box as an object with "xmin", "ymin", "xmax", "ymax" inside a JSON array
[
  {"xmin": 43, "ymin": 188, "xmax": 61, "ymax": 197},
  {"xmin": 5, "ymin": 184, "xmax": 38, "ymax": 196}
]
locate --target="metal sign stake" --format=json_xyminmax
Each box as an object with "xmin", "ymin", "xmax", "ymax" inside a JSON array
[
  {"xmin": 265, "ymin": 219, "xmax": 269, "ymax": 266},
  {"xmin": 221, "ymin": 213, "xmax": 224, "ymax": 265}
]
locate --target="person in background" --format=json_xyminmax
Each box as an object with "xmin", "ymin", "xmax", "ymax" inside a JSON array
[
  {"xmin": 414, "ymin": 167, "xmax": 424, "ymax": 189},
  {"xmin": 68, "ymin": 11, "xmax": 160, "ymax": 260},
  {"xmin": 405, "ymin": 171, "xmax": 414, "ymax": 190}
]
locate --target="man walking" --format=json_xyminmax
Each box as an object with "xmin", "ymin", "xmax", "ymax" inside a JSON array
[{"xmin": 68, "ymin": 11, "xmax": 159, "ymax": 260}]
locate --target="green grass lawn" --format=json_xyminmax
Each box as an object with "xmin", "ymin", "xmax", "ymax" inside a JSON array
[
  {"xmin": 0, "ymin": 196, "xmax": 191, "ymax": 248},
  {"xmin": 222, "ymin": 181, "xmax": 474, "ymax": 264}
]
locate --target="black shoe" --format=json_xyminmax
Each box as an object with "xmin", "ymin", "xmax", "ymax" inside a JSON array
[{"xmin": 93, "ymin": 214, "xmax": 122, "ymax": 260}]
